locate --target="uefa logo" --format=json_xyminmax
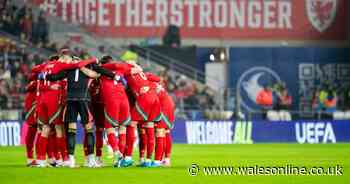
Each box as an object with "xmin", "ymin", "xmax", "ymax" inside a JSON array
[{"xmin": 237, "ymin": 67, "xmax": 282, "ymax": 111}]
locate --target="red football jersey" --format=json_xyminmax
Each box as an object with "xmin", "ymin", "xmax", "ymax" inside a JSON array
[{"xmin": 102, "ymin": 62, "xmax": 150, "ymax": 95}]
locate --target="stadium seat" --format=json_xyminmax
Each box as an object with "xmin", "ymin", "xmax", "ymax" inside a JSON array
[
  {"xmin": 333, "ymin": 111, "xmax": 345, "ymax": 120},
  {"xmin": 267, "ymin": 111, "xmax": 280, "ymax": 121},
  {"xmin": 223, "ymin": 111, "xmax": 234, "ymax": 120},
  {"xmin": 344, "ymin": 111, "xmax": 350, "ymax": 120},
  {"xmin": 279, "ymin": 111, "xmax": 292, "ymax": 121}
]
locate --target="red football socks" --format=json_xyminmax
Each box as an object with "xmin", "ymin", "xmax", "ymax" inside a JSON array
[
  {"xmin": 146, "ymin": 128, "xmax": 155, "ymax": 159},
  {"xmin": 95, "ymin": 129, "xmax": 103, "ymax": 157},
  {"xmin": 165, "ymin": 132, "xmax": 172, "ymax": 158},
  {"xmin": 154, "ymin": 136, "xmax": 164, "ymax": 161},
  {"xmin": 125, "ymin": 126, "xmax": 136, "ymax": 156},
  {"xmin": 119, "ymin": 133, "xmax": 126, "ymax": 156},
  {"xmin": 25, "ymin": 126, "xmax": 37, "ymax": 159},
  {"xmin": 35, "ymin": 132, "xmax": 41, "ymax": 159},
  {"xmin": 107, "ymin": 133, "xmax": 119, "ymax": 152},
  {"xmin": 83, "ymin": 132, "xmax": 88, "ymax": 156},
  {"xmin": 138, "ymin": 129, "xmax": 147, "ymax": 159},
  {"xmin": 56, "ymin": 136, "xmax": 68, "ymax": 161},
  {"xmin": 37, "ymin": 135, "xmax": 48, "ymax": 160},
  {"xmin": 47, "ymin": 133, "xmax": 56, "ymax": 160}
]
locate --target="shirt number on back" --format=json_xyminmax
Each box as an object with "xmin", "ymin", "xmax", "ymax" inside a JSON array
[
  {"xmin": 74, "ymin": 69, "xmax": 79, "ymax": 82},
  {"xmin": 139, "ymin": 72, "xmax": 147, "ymax": 80}
]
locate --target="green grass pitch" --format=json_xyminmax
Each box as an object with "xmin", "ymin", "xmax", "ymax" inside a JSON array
[{"xmin": 0, "ymin": 144, "xmax": 349, "ymax": 184}]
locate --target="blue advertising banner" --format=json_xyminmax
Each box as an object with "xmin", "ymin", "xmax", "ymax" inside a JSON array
[
  {"xmin": 229, "ymin": 47, "xmax": 350, "ymax": 115},
  {"xmin": 0, "ymin": 121, "xmax": 21, "ymax": 146},
  {"xmin": 1, "ymin": 120, "xmax": 87, "ymax": 146},
  {"xmin": 4, "ymin": 120, "xmax": 350, "ymax": 146},
  {"xmin": 172, "ymin": 120, "xmax": 350, "ymax": 144}
]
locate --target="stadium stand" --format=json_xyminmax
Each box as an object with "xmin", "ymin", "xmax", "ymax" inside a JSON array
[{"xmin": 0, "ymin": 2, "xmax": 222, "ymax": 122}]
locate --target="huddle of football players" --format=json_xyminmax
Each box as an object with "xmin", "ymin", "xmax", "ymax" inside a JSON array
[{"xmin": 24, "ymin": 50, "xmax": 175, "ymax": 168}]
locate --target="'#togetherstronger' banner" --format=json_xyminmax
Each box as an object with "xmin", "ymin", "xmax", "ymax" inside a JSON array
[{"xmin": 32, "ymin": 0, "xmax": 347, "ymax": 40}]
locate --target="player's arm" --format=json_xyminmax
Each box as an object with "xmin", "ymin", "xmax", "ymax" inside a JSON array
[
  {"xmin": 51, "ymin": 62, "xmax": 79, "ymax": 73},
  {"xmin": 102, "ymin": 63, "xmax": 132, "ymax": 75},
  {"xmin": 25, "ymin": 81, "xmax": 37, "ymax": 92},
  {"xmin": 31, "ymin": 63, "xmax": 46, "ymax": 73},
  {"xmin": 90, "ymin": 64, "xmax": 115, "ymax": 79},
  {"xmin": 45, "ymin": 71, "xmax": 68, "ymax": 81},
  {"xmin": 80, "ymin": 67, "xmax": 100, "ymax": 79},
  {"xmin": 145, "ymin": 72, "xmax": 160, "ymax": 82}
]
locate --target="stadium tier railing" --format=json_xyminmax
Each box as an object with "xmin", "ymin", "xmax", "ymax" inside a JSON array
[
  {"xmin": 0, "ymin": 30, "xmax": 54, "ymax": 57},
  {"xmin": 130, "ymin": 44, "xmax": 214, "ymax": 84}
]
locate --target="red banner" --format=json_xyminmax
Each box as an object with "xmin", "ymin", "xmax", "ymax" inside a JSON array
[{"xmin": 34, "ymin": 0, "xmax": 348, "ymax": 40}]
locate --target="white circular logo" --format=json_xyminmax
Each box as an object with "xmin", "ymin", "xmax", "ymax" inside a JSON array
[{"xmin": 237, "ymin": 67, "xmax": 282, "ymax": 111}]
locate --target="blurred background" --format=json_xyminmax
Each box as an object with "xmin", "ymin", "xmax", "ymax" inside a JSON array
[{"xmin": 0, "ymin": 0, "xmax": 349, "ymax": 145}]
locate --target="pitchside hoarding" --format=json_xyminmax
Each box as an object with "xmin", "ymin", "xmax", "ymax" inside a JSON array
[
  {"xmin": 0, "ymin": 121, "xmax": 21, "ymax": 146},
  {"xmin": 31, "ymin": 0, "xmax": 347, "ymax": 40},
  {"xmin": 2, "ymin": 120, "xmax": 350, "ymax": 146},
  {"xmin": 172, "ymin": 120, "xmax": 350, "ymax": 144}
]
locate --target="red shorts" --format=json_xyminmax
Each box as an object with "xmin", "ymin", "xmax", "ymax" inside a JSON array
[
  {"xmin": 60, "ymin": 91, "xmax": 67, "ymax": 123},
  {"xmin": 131, "ymin": 92, "xmax": 161, "ymax": 122},
  {"xmin": 156, "ymin": 95, "xmax": 175, "ymax": 129},
  {"xmin": 24, "ymin": 92, "xmax": 37, "ymax": 126},
  {"xmin": 103, "ymin": 91, "xmax": 131, "ymax": 128},
  {"xmin": 37, "ymin": 90, "xmax": 63, "ymax": 125}
]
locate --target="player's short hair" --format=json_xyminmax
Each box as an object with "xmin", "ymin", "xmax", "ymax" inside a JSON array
[
  {"xmin": 100, "ymin": 55, "xmax": 113, "ymax": 64},
  {"xmin": 59, "ymin": 55, "xmax": 73, "ymax": 63},
  {"xmin": 59, "ymin": 48, "xmax": 71, "ymax": 55},
  {"xmin": 49, "ymin": 55, "xmax": 59, "ymax": 61},
  {"xmin": 72, "ymin": 56, "xmax": 81, "ymax": 61}
]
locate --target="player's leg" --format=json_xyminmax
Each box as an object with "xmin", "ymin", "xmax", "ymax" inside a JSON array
[
  {"xmin": 83, "ymin": 104, "xmax": 94, "ymax": 161},
  {"xmin": 161, "ymin": 96, "xmax": 175, "ymax": 166},
  {"xmin": 67, "ymin": 122, "xmax": 77, "ymax": 167},
  {"xmin": 51, "ymin": 105, "xmax": 68, "ymax": 167},
  {"xmin": 117, "ymin": 97, "xmax": 134, "ymax": 167},
  {"xmin": 138, "ymin": 123, "xmax": 147, "ymax": 165},
  {"xmin": 122, "ymin": 121, "xmax": 137, "ymax": 167},
  {"xmin": 83, "ymin": 129, "xmax": 88, "ymax": 157},
  {"xmin": 164, "ymin": 129, "xmax": 172, "ymax": 166},
  {"xmin": 25, "ymin": 124, "xmax": 37, "ymax": 165},
  {"xmin": 79, "ymin": 101, "xmax": 96, "ymax": 167},
  {"xmin": 129, "ymin": 98, "xmax": 154, "ymax": 167},
  {"xmin": 103, "ymin": 102, "xmax": 123, "ymax": 166},
  {"xmin": 92, "ymin": 102, "xmax": 105, "ymax": 165},
  {"xmin": 36, "ymin": 123, "xmax": 50, "ymax": 167},
  {"xmin": 35, "ymin": 97, "xmax": 50, "ymax": 167},
  {"xmin": 65, "ymin": 101, "xmax": 79, "ymax": 168},
  {"xmin": 47, "ymin": 128, "xmax": 57, "ymax": 166},
  {"xmin": 59, "ymin": 104, "xmax": 69, "ymax": 165},
  {"xmin": 106, "ymin": 127, "xmax": 123, "ymax": 166},
  {"xmin": 55, "ymin": 123, "xmax": 68, "ymax": 166},
  {"xmin": 153, "ymin": 126, "xmax": 165, "ymax": 167},
  {"xmin": 118, "ymin": 96, "xmax": 132, "ymax": 156},
  {"xmin": 46, "ymin": 94, "xmax": 63, "ymax": 167},
  {"xmin": 95, "ymin": 126, "xmax": 104, "ymax": 165},
  {"xmin": 24, "ymin": 96, "xmax": 37, "ymax": 165},
  {"xmin": 144, "ymin": 122, "xmax": 155, "ymax": 166},
  {"xmin": 34, "ymin": 123, "xmax": 42, "ymax": 166},
  {"xmin": 104, "ymin": 106, "xmax": 121, "ymax": 165},
  {"xmin": 118, "ymin": 125, "xmax": 127, "ymax": 157},
  {"xmin": 146, "ymin": 96, "xmax": 162, "ymax": 167}
]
